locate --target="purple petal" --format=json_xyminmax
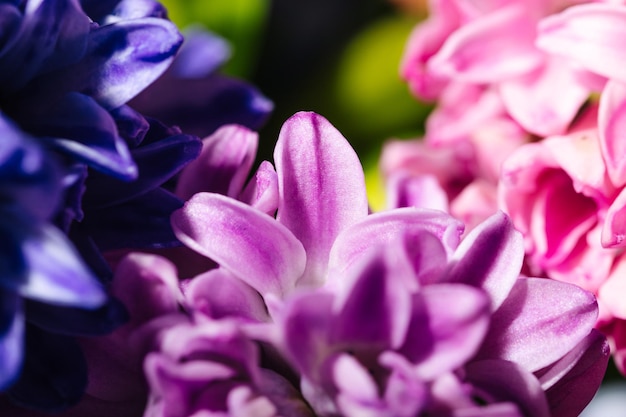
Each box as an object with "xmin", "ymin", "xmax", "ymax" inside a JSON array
[
  {"xmin": 599, "ymin": 79, "xmax": 626, "ymax": 188},
  {"xmin": 328, "ymin": 208, "xmax": 464, "ymax": 283},
  {"xmin": 19, "ymin": 223, "xmax": 106, "ymax": 308},
  {"xmin": 538, "ymin": 330, "xmax": 609, "ymax": 417},
  {"xmin": 185, "ymin": 268, "xmax": 270, "ymax": 323},
  {"xmin": 175, "ymin": 125, "xmax": 258, "ymax": 201},
  {"xmin": 280, "ymin": 291, "xmax": 335, "ymax": 379},
  {"xmin": 110, "ymin": 253, "xmax": 183, "ymax": 326},
  {"xmin": 171, "ymin": 192, "xmax": 306, "ymax": 297},
  {"xmin": 445, "ymin": 211, "xmax": 524, "ymax": 311},
  {"xmin": 109, "ymin": 105, "xmax": 150, "ymax": 147},
  {"xmin": 238, "ymin": 160, "xmax": 279, "ymax": 216},
  {"xmin": 274, "ymin": 112, "xmax": 369, "ymax": 287},
  {"xmin": 537, "ymin": 3, "xmax": 626, "ymax": 83},
  {"xmin": 475, "ymin": 278, "xmax": 598, "ymax": 372},
  {"xmin": 84, "ymin": 133, "xmax": 201, "ymax": 208},
  {"xmin": 464, "ymin": 359, "xmax": 550, "ymax": 417},
  {"xmin": 330, "ymin": 243, "xmax": 413, "ymax": 350},
  {"xmin": 386, "ymin": 173, "xmax": 449, "ymax": 212},
  {"xmin": 400, "ymin": 284, "xmax": 490, "ymax": 380},
  {"xmin": 0, "ymin": 291, "xmax": 23, "ymax": 390}
]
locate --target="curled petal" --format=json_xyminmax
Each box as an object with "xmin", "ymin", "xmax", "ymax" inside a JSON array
[
  {"xmin": 599, "ymin": 79, "xmax": 626, "ymax": 188},
  {"xmin": 445, "ymin": 211, "xmax": 523, "ymax": 311},
  {"xmin": 400, "ymin": 284, "xmax": 490, "ymax": 380},
  {"xmin": 238, "ymin": 160, "xmax": 279, "ymax": 216},
  {"xmin": 186, "ymin": 268, "xmax": 270, "ymax": 323},
  {"xmin": 429, "ymin": 5, "xmax": 543, "ymax": 83},
  {"xmin": 274, "ymin": 112, "xmax": 369, "ymax": 287},
  {"xmin": 172, "ymin": 192, "xmax": 306, "ymax": 297},
  {"xmin": 328, "ymin": 208, "xmax": 464, "ymax": 281},
  {"xmin": 175, "ymin": 125, "xmax": 258, "ymax": 201},
  {"xmin": 538, "ymin": 330, "xmax": 609, "ymax": 417},
  {"xmin": 537, "ymin": 3, "xmax": 626, "ymax": 83},
  {"xmin": 464, "ymin": 359, "xmax": 550, "ymax": 417},
  {"xmin": 476, "ymin": 278, "xmax": 598, "ymax": 372}
]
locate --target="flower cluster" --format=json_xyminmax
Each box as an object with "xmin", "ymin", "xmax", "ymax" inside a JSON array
[
  {"xmin": 389, "ymin": 0, "xmax": 626, "ymax": 375},
  {"xmin": 0, "ymin": 0, "xmax": 271, "ymax": 412},
  {"xmin": 0, "ymin": 0, "xmax": 619, "ymax": 416}
]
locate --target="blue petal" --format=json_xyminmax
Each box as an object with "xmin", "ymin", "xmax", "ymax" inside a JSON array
[
  {"xmin": 70, "ymin": 17, "xmax": 182, "ymax": 110},
  {"xmin": 25, "ymin": 296, "xmax": 128, "ymax": 336},
  {"xmin": 0, "ymin": 290, "xmax": 24, "ymax": 390},
  {"xmin": 171, "ymin": 28, "xmax": 231, "ymax": 78},
  {"xmin": 130, "ymin": 73, "xmax": 273, "ymax": 137},
  {"xmin": 19, "ymin": 222, "xmax": 106, "ymax": 309},
  {"xmin": 110, "ymin": 104, "xmax": 149, "ymax": 147},
  {"xmin": 82, "ymin": 187, "xmax": 184, "ymax": 250},
  {"xmin": 0, "ymin": 0, "xmax": 90, "ymax": 90},
  {"xmin": 0, "ymin": 113, "xmax": 63, "ymax": 221},
  {"xmin": 83, "ymin": 133, "xmax": 201, "ymax": 208},
  {"xmin": 101, "ymin": 0, "xmax": 168, "ymax": 24},
  {"xmin": 34, "ymin": 92, "xmax": 137, "ymax": 180},
  {"xmin": 6, "ymin": 325, "xmax": 87, "ymax": 412}
]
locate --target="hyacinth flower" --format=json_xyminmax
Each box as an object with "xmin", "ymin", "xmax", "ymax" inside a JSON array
[
  {"xmin": 167, "ymin": 112, "xmax": 608, "ymax": 416},
  {"xmin": 276, "ymin": 212, "xmax": 609, "ymax": 416},
  {"xmin": 0, "ymin": 115, "xmax": 110, "ymax": 410}
]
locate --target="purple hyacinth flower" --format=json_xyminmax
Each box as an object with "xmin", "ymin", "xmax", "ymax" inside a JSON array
[{"xmin": 171, "ymin": 112, "xmax": 608, "ymax": 416}]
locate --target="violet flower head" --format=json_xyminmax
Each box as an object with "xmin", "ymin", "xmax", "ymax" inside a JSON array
[{"xmin": 170, "ymin": 112, "xmax": 608, "ymax": 416}]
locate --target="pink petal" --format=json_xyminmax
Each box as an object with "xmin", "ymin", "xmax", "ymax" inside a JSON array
[
  {"xmin": 171, "ymin": 192, "xmax": 306, "ymax": 297},
  {"xmin": 599, "ymin": 79, "xmax": 626, "ymax": 188},
  {"xmin": 429, "ymin": 5, "xmax": 543, "ymax": 83},
  {"xmin": 175, "ymin": 125, "xmax": 257, "ymax": 200},
  {"xmin": 499, "ymin": 57, "xmax": 591, "ymax": 136},
  {"xmin": 603, "ymin": 186, "xmax": 626, "ymax": 248},
  {"xmin": 274, "ymin": 112, "xmax": 369, "ymax": 287},
  {"xmin": 536, "ymin": 3, "xmax": 626, "ymax": 82}
]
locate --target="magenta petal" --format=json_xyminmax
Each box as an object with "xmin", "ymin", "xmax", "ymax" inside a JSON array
[
  {"xmin": 175, "ymin": 125, "xmax": 258, "ymax": 200},
  {"xmin": 429, "ymin": 5, "xmax": 543, "ymax": 83},
  {"xmin": 603, "ymin": 186, "xmax": 626, "ymax": 248},
  {"xmin": 185, "ymin": 268, "xmax": 270, "ymax": 322},
  {"xmin": 328, "ymin": 208, "xmax": 464, "ymax": 281},
  {"xmin": 171, "ymin": 192, "xmax": 306, "ymax": 297},
  {"xmin": 599, "ymin": 79, "xmax": 626, "ymax": 188},
  {"xmin": 330, "ymin": 243, "xmax": 413, "ymax": 350},
  {"xmin": 400, "ymin": 284, "xmax": 490, "ymax": 380},
  {"xmin": 476, "ymin": 278, "xmax": 598, "ymax": 372},
  {"xmin": 537, "ymin": 3, "xmax": 626, "ymax": 83},
  {"xmin": 238, "ymin": 160, "xmax": 279, "ymax": 216},
  {"xmin": 274, "ymin": 112, "xmax": 369, "ymax": 287},
  {"xmin": 464, "ymin": 359, "xmax": 550, "ymax": 417},
  {"xmin": 445, "ymin": 211, "xmax": 523, "ymax": 311},
  {"xmin": 538, "ymin": 330, "xmax": 609, "ymax": 417},
  {"xmin": 280, "ymin": 292, "xmax": 335, "ymax": 379}
]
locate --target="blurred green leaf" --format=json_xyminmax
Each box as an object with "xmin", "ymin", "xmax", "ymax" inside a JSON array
[{"xmin": 161, "ymin": 0, "xmax": 270, "ymax": 77}]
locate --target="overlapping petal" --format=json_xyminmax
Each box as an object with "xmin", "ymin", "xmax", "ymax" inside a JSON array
[{"xmin": 172, "ymin": 192, "xmax": 306, "ymax": 297}]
